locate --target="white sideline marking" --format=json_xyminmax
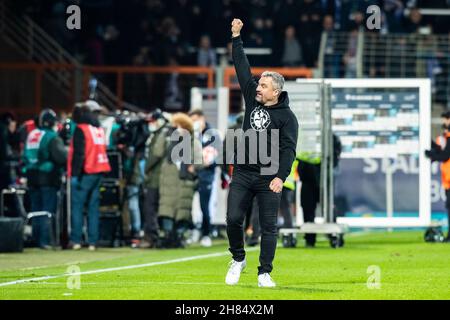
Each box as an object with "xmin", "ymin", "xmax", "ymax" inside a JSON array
[
  {"xmin": 20, "ymin": 261, "xmax": 88, "ymax": 271},
  {"xmin": 38, "ymin": 281, "xmax": 226, "ymax": 286},
  {"xmin": 0, "ymin": 231, "xmax": 370, "ymax": 288},
  {"xmin": 0, "ymin": 248, "xmax": 258, "ymax": 288}
]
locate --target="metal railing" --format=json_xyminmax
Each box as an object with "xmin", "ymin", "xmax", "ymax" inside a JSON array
[
  {"xmin": 0, "ymin": 1, "xmax": 121, "ymax": 111},
  {"xmin": 362, "ymin": 32, "xmax": 450, "ymax": 106},
  {"xmin": 320, "ymin": 30, "xmax": 450, "ymax": 107},
  {"xmin": 0, "ymin": 63, "xmax": 216, "ymax": 116}
]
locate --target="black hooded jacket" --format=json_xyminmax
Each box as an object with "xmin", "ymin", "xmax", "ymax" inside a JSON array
[{"xmin": 231, "ymin": 35, "xmax": 299, "ymax": 181}]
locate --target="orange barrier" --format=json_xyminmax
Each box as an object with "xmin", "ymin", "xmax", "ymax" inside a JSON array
[
  {"xmin": 0, "ymin": 63, "xmax": 215, "ymax": 112},
  {"xmin": 0, "ymin": 63, "xmax": 75, "ymax": 114},
  {"xmin": 82, "ymin": 66, "xmax": 215, "ymax": 107},
  {"xmin": 0, "ymin": 63, "xmax": 313, "ymax": 116}
]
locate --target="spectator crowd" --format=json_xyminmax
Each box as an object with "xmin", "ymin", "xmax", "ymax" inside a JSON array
[
  {"xmin": 12, "ymin": 0, "xmax": 450, "ymax": 70},
  {"xmin": 7, "ymin": 0, "xmax": 450, "ymax": 110}
]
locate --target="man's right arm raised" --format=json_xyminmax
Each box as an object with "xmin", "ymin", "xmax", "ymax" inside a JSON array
[{"xmin": 231, "ymin": 19, "xmax": 257, "ymax": 104}]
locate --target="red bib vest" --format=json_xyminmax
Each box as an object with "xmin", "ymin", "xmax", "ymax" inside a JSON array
[{"xmin": 68, "ymin": 124, "xmax": 111, "ymax": 177}]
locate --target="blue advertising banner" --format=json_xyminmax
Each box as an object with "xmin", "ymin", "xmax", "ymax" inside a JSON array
[
  {"xmin": 331, "ymin": 87, "xmax": 446, "ymax": 223},
  {"xmin": 334, "ymin": 157, "xmax": 445, "ymax": 218}
]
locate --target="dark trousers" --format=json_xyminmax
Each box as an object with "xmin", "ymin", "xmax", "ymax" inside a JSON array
[
  {"xmin": 198, "ymin": 182, "xmax": 212, "ymax": 237},
  {"xmin": 29, "ymin": 186, "xmax": 57, "ymax": 247},
  {"xmin": 248, "ymin": 188, "xmax": 293, "ymax": 241},
  {"xmin": 301, "ymin": 181, "xmax": 320, "ymax": 245},
  {"xmin": 280, "ymin": 188, "xmax": 294, "ymax": 228},
  {"xmin": 142, "ymin": 187, "xmax": 159, "ymax": 242},
  {"xmin": 445, "ymin": 189, "xmax": 450, "ymax": 237},
  {"xmin": 0, "ymin": 167, "xmax": 11, "ymax": 191},
  {"xmin": 226, "ymin": 168, "xmax": 281, "ymax": 275},
  {"xmin": 248, "ymin": 197, "xmax": 260, "ymax": 241},
  {"xmin": 70, "ymin": 174, "xmax": 102, "ymax": 245}
]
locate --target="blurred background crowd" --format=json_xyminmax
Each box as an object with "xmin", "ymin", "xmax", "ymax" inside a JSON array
[
  {"xmin": 4, "ymin": 0, "xmax": 449, "ymax": 114},
  {"xmin": 11, "ymin": 0, "xmax": 450, "ymax": 68},
  {"xmin": 0, "ymin": 103, "xmax": 242, "ymax": 250}
]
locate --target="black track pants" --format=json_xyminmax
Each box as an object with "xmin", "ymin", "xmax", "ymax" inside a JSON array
[{"xmin": 226, "ymin": 168, "xmax": 282, "ymax": 275}]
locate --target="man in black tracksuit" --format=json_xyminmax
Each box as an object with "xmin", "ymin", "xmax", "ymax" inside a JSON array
[{"xmin": 225, "ymin": 19, "xmax": 299, "ymax": 288}]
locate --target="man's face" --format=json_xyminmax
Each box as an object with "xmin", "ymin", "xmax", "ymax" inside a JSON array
[
  {"xmin": 200, "ymin": 36, "xmax": 210, "ymax": 49},
  {"xmin": 256, "ymin": 76, "xmax": 278, "ymax": 105},
  {"xmin": 190, "ymin": 114, "xmax": 205, "ymax": 131},
  {"xmin": 148, "ymin": 120, "xmax": 159, "ymax": 132},
  {"xmin": 323, "ymin": 15, "xmax": 333, "ymax": 31},
  {"xmin": 410, "ymin": 9, "xmax": 421, "ymax": 24},
  {"xmin": 8, "ymin": 120, "xmax": 16, "ymax": 133},
  {"xmin": 285, "ymin": 26, "xmax": 295, "ymax": 39}
]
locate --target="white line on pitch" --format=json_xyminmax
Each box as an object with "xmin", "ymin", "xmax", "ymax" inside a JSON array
[
  {"xmin": 34, "ymin": 281, "xmax": 226, "ymax": 286},
  {"xmin": 20, "ymin": 261, "xmax": 89, "ymax": 271},
  {"xmin": 0, "ymin": 247, "xmax": 259, "ymax": 288},
  {"xmin": 0, "ymin": 231, "xmax": 370, "ymax": 288}
]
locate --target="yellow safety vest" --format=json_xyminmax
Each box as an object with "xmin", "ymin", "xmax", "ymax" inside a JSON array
[
  {"xmin": 283, "ymin": 159, "xmax": 299, "ymax": 190},
  {"xmin": 297, "ymin": 151, "xmax": 321, "ymax": 165}
]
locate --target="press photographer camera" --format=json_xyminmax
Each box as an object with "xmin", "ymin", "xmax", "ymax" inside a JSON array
[
  {"xmin": 115, "ymin": 111, "xmax": 147, "ymax": 150},
  {"xmin": 115, "ymin": 109, "xmax": 170, "ymax": 150},
  {"xmin": 58, "ymin": 118, "xmax": 73, "ymax": 146},
  {"xmin": 112, "ymin": 109, "xmax": 170, "ymax": 245}
]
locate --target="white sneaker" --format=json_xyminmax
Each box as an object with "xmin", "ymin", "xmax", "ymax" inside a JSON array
[
  {"xmin": 72, "ymin": 244, "xmax": 81, "ymax": 250},
  {"xmin": 200, "ymin": 236, "xmax": 212, "ymax": 247},
  {"xmin": 225, "ymin": 259, "xmax": 246, "ymax": 285},
  {"xmin": 187, "ymin": 229, "xmax": 201, "ymax": 244},
  {"xmin": 258, "ymin": 273, "xmax": 276, "ymax": 288}
]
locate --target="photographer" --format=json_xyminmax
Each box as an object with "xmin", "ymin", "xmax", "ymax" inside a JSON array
[
  {"xmin": 157, "ymin": 113, "xmax": 204, "ymax": 248},
  {"xmin": 115, "ymin": 111, "xmax": 150, "ymax": 245},
  {"xmin": 68, "ymin": 101, "xmax": 111, "ymax": 251},
  {"xmin": 0, "ymin": 113, "xmax": 18, "ymax": 192},
  {"xmin": 425, "ymin": 111, "xmax": 450, "ymax": 242},
  {"xmin": 140, "ymin": 110, "xmax": 170, "ymax": 248},
  {"xmin": 22, "ymin": 109, "xmax": 67, "ymax": 249}
]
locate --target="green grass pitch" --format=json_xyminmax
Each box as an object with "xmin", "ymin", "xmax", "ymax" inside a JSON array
[{"xmin": 1, "ymin": 231, "xmax": 449, "ymax": 300}]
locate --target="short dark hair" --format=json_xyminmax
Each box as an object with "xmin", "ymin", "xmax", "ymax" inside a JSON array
[
  {"xmin": 72, "ymin": 105, "xmax": 91, "ymax": 124},
  {"xmin": 188, "ymin": 109, "xmax": 204, "ymax": 117}
]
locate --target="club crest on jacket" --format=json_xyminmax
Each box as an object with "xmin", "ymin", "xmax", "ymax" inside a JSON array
[{"xmin": 250, "ymin": 107, "xmax": 271, "ymax": 132}]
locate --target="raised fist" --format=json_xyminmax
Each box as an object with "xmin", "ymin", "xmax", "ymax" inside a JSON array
[{"xmin": 231, "ymin": 19, "xmax": 243, "ymax": 37}]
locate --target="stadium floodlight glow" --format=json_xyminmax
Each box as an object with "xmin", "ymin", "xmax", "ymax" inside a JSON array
[{"xmin": 297, "ymin": 78, "xmax": 432, "ymax": 228}]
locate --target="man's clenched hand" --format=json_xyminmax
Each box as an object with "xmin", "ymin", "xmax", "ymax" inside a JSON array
[
  {"xmin": 231, "ymin": 18, "xmax": 243, "ymax": 38},
  {"xmin": 269, "ymin": 177, "xmax": 283, "ymax": 194}
]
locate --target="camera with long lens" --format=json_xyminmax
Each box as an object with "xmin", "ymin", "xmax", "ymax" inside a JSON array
[
  {"xmin": 115, "ymin": 112, "xmax": 146, "ymax": 147},
  {"xmin": 59, "ymin": 118, "xmax": 73, "ymax": 146}
]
